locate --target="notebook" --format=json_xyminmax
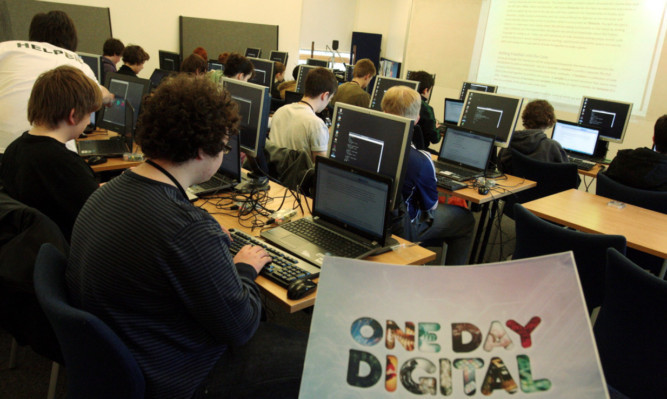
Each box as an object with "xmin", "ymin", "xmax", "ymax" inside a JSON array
[
  {"xmin": 76, "ymin": 97, "xmax": 133, "ymax": 157},
  {"xmin": 434, "ymin": 126, "xmax": 496, "ymax": 181},
  {"xmin": 551, "ymin": 120, "xmax": 600, "ymax": 159},
  {"xmin": 187, "ymin": 134, "xmax": 241, "ymax": 196},
  {"xmin": 443, "ymin": 98, "xmax": 464, "ymax": 125},
  {"xmin": 261, "ymin": 157, "xmax": 393, "ymax": 267}
]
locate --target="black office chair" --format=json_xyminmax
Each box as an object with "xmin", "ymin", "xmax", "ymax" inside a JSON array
[
  {"xmin": 513, "ymin": 204, "xmax": 627, "ymax": 314},
  {"xmin": 34, "ymin": 244, "xmax": 145, "ymax": 399},
  {"xmin": 593, "ymin": 248, "xmax": 667, "ymax": 398},
  {"xmin": 502, "ymin": 149, "xmax": 579, "ymax": 219}
]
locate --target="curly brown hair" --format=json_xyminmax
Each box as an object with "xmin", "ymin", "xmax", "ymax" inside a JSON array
[
  {"xmin": 521, "ymin": 99, "xmax": 556, "ymax": 129},
  {"xmin": 136, "ymin": 74, "xmax": 240, "ymax": 163}
]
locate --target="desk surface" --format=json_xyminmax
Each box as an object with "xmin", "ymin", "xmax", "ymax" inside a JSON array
[
  {"xmin": 578, "ymin": 163, "xmax": 606, "ymax": 178},
  {"xmin": 523, "ymin": 189, "xmax": 667, "ymax": 259},
  {"xmin": 197, "ymin": 184, "xmax": 435, "ymax": 312},
  {"xmin": 78, "ymin": 130, "xmax": 142, "ymax": 173},
  {"xmin": 437, "ymin": 174, "xmax": 536, "ymax": 204}
]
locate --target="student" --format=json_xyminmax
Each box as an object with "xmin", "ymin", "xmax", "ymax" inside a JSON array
[
  {"xmin": 181, "ymin": 53, "xmax": 208, "ymax": 75},
  {"xmin": 498, "ymin": 99, "xmax": 568, "ymax": 173},
  {"xmin": 101, "ymin": 37, "xmax": 124, "ymax": 83},
  {"xmin": 0, "ymin": 10, "xmax": 112, "ymax": 154},
  {"xmin": 268, "ymin": 67, "xmax": 337, "ymax": 161},
  {"xmin": 223, "ymin": 52, "xmax": 254, "ymax": 81},
  {"xmin": 605, "ymin": 114, "xmax": 667, "ymax": 191},
  {"xmin": 271, "ymin": 61, "xmax": 286, "ymax": 99},
  {"xmin": 66, "ymin": 74, "xmax": 307, "ymax": 399},
  {"xmin": 0, "ymin": 66, "xmax": 101, "ymax": 241},
  {"xmin": 329, "ymin": 58, "xmax": 376, "ymax": 108},
  {"xmin": 382, "ymin": 86, "xmax": 474, "ymax": 265},
  {"xmin": 410, "ymin": 70, "xmax": 441, "ymax": 149},
  {"xmin": 276, "ymin": 65, "xmax": 300, "ymax": 99},
  {"xmin": 117, "ymin": 44, "xmax": 150, "ymax": 77},
  {"xmin": 193, "ymin": 46, "xmax": 208, "ymax": 61}
]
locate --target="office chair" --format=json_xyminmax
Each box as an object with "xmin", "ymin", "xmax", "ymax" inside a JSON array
[
  {"xmin": 513, "ymin": 204, "xmax": 627, "ymax": 314},
  {"xmin": 593, "ymin": 248, "xmax": 667, "ymax": 398},
  {"xmin": 34, "ymin": 244, "xmax": 145, "ymax": 399}
]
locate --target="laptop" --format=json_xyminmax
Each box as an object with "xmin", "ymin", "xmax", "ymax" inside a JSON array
[
  {"xmin": 434, "ymin": 126, "xmax": 496, "ymax": 181},
  {"xmin": 443, "ymin": 98, "xmax": 464, "ymax": 125},
  {"xmin": 188, "ymin": 134, "xmax": 241, "ymax": 196},
  {"xmin": 551, "ymin": 120, "xmax": 600, "ymax": 160},
  {"xmin": 261, "ymin": 157, "xmax": 394, "ymax": 267},
  {"xmin": 76, "ymin": 97, "xmax": 133, "ymax": 157},
  {"xmin": 149, "ymin": 68, "xmax": 173, "ymax": 91}
]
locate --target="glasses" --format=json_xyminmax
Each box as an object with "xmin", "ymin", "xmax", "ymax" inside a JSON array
[{"xmin": 222, "ymin": 142, "xmax": 233, "ymax": 155}]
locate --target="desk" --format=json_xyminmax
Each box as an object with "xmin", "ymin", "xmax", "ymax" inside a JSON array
[
  {"xmin": 437, "ymin": 174, "xmax": 536, "ymax": 264},
  {"xmin": 77, "ymin": 130, "xmax": 142, "ymax": 173},
  {"xmin": 578, "ymin": 163, "xmax": 606, "ymax": 178},
  {"xmin": 523, "ymin": 189, "xmax": 667, "ymax": 277},
  {"xmin": 197, "ymin": 184, "xmax": 435, "ymax": 312}
]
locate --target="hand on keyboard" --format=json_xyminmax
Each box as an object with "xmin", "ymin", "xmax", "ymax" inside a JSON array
[{"xmin": 233, "ymin": 245, "xmax": 272, "ymax": 274}]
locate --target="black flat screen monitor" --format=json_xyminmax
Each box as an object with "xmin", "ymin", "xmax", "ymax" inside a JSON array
[
  {"xmin": 247, "ymin": 57, "xmax": 274, "ymax": 91},
  {"xmin": 345, "ymin": 64, "xmax": 355, "ymax": 82},
  {"xmin": 149, "ymin": 69, "xmax": 173, "ymax": 91},
  {"xmin": 551, "ymin": 120, "xmax": 600, "ymax": 157},
  {"xmin": 97, "ymin": 96, "xmax": 133, "ymax": 140},
  {"xmin": 295, "ymin": 65, "xmax": 320, "ymax": 94},
  {"xmin": 269, "ymin": 50, "xmax": 288, "ymax": 65},
  {"xmin": 103, "ymin": 72, "xmax": 151, "ymax": 132},
  {"xmin": 380, "ymin": 57, "xmax": 402, "ymax": 78},
  {"xmin": 577, "ymin": 97, "xmax": 633, "ymax": 143},
  {"xmin": 221, "ymin": 77, "xmax": 270, "ymax": 158},
  {"xmin": 459, "ymin": 90, "xmax": 523, "ymax": 148},
  {"xmin": 368, "ymin": 76, "xmax": 419, "ymax": 111},
  {"xmin": 158, "ymin": 50, "xmax": 181, "ymax": 72},
  {"xmin": 328, "ymin": 103, "xmax": 414, "ymax": 211},
  {"xmin": 459, "ymin": 81, "xmax": 497, "ymax": 100},
  {"xmin": 245, "ymin": 48, "xmax": 261, "ymax": 58},
  {"xmin": 77, "ymin": 52, "xmax": 101, "ymax": 82},
  {"xmin": 208, "ymin": 61, "xmax": 224, "ymax": 71},
  {"xmin": 306, "ymin": 58, "xmax": 328, "ymax": 67},
  {"xmin": 444, "ymin": 98, "xmax": 464, "ymax": 125}
]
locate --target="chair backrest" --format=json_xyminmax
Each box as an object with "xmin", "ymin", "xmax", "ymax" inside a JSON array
[
  {"xmin": 593, "ymin": 248, "xmax": 667, "ymax": 398},
  {"xmin": 596, "ymin": 172, "xmax": 667, "ymax": 213},
  {"xmin": 33, "ymin": 244, "xmax": 145, "ymax": 399},
  {"xmin": 513, "ymin": 204, "xmax": 627, "ymax": 313}
]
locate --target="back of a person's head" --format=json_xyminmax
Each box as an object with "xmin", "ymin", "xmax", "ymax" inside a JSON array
[
  {"xmin": 223, "ymin": 53, "xmax": 253, "ymax": 78},
  {"xmin": 274, "ymin": 61, "xmax": 286, "ymax": 75},
  {"xmin": 28, "ymin": 65, "xmax": 102, "ymax": 129},
  {"xmin": 353, "ymin": 59, "xmax": 376, "ymax": 78},
  {"xmin": 181, "ymin": 54, "xmax": 207, "ymax": 74},
  {"xmin": 122, "ymin": 45, "xmax": 150, "ymax": 65},
  {"xmin": 521, "ymin": 99, "xmax": 555, "ymax": 130},
  {"xmin": 103, "ymin": 38, "xmax": 124, "ymax": 56},
  {"xmin": 304, "ymin": 67, "xmax": 337, "ymax": 98},
  {"xmin": 654, "ymin": 114, "xmax": 667, "ymax": 153},
  {"xmin": 218, "ymin": 52, "xmax": 229, "ymax": 64},
  {"xmin": 292, "ymin": 65, "xmax": 301, "ymax": 80},
  {"xmin": 137, "ymin": 75, "xmax": 240, "ymax": 163},
  {"xmin": 410, "ymin": 71, "xmax": 434, "ymax": 95},
  {"xmin": 381, "ymin": 85, "xmax": 421, "ymax": 121},
  {"xmin": 193, "ymin": 46, "xmax": 208, "ymax": 61},
  {"xmin": 29, "ymin": 10, "xmax": 78, "ymax": 52}
]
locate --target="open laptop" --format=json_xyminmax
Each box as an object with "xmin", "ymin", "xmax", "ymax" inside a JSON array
[
  {"xmin": 551, "ymin": 120, "xmax": 600, "ymax": 170},
  {"xmin": 443, "ymin": 98, "xmax": 464, "ymax": 125},
  {"xmin": 261, "ymin": 157, "xmax": 394, "ymax": 267},
  {"xmin": 76, "ymin": 97, "xmax": 133, "ymax": 157},
  {"xmin": 187, "ymin": 134, "xmax": 241, "ymax": 196},
  {"xmin": 434, "ymin": 126, "xmax": 496, "ymax": 181}
]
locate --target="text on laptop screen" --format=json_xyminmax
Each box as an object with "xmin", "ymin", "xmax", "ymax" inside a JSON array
[
  {"xmin": 295, "ymin": 65, "xmax": 319, "ymax": 94},
  {"xmin": 577, "ymin": 97, "xmax": 632, "ymax": 143},
  {"xmin": 315, "ymin": 160, "xmax": 389, "ymax": 239},
  {"xmin": 328, "ymin": 103, "xmax": 413, "ymax": 211},
  {"xmin": 459, "ymin": 81, "xmax": 497, "ymax": 100},
  {"xmin": 222, "ymin": 78, "xmax": 270, "ymax": 158},
  {"xmin": 551, "ymin": 120, "xmax": 599, "ymax": 156},
  {"xmin": 104, "ymin": 73, "xmax": 150, "ymax": 131},
  {"xmin": 440, "ymin": 127, "xmax": 495, "ymax": 170},
  {"xmin": 459, "ymin": 90, "xmax": 523, "ymax": 148},
  {"xmin": 368, "ymin": 76, "xmax": 419, "ymax": 111},
  {"xmin": 247, "ymin": 57, "xmax": 274, "ymax": 89},
  {"xmin": 444, "ymin": 98, "xmax": 464, "ymax": 124}
]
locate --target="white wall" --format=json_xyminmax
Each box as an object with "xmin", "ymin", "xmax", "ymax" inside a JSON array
[{"xmin": 300, "ymin": 0, "xmax": 356, "ymax": 52}]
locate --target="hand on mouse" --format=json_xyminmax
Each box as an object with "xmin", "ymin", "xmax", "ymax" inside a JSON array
[{"xmin": 234, "ymin": 245, "xmax": 271, "ymax": 274}]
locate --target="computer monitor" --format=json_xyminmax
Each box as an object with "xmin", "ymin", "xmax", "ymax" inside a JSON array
[
  {"xmin": 77, "ymin": 52, "xmax": 101, "ymax": 82},
  {"xmin": 459, "ymin": 90, "xmax": 523, "ymax": 148},
  {"xmin": 551, "ymin": 120, "xmax": 600, "ymax": 157},
  {"xmin": 269, "ymin": 50, "xmax": 288, "ymax": 65},
  {"xmin": 148, "ymin": 68, "xmax": 173, "ymax": 91},
  {"xmin": 444, "ymin": 98, "xmax": 464, "ymax": 125},
  {"xmin": 221, "ymin": 77, "xmax": 270, "ymax": 159},
  {"xmin": 158, "ymin": 50, "xmax": 181, "ymax": 72},
  {"xmin": 306, "ymin": 58, "xmax": 328, "ymax": 67},
  {"xmin": 96, "ymin": 96, "xmax": 134, "ymax": 139},
  {"xmin": 245, "ymin": 47, "xmax": 261, "ymax": 58},
  {"xmin": 577, "ymin": 97, "xmax": 633, "ymax": 143},
  {"xmin": 379, "ymin": 57, "xmax": 402, "ymax": 78},
  {"xmin": 327, "ymin": 103, "xmax": 414, "ymax": 211},
  {"xmin": 345, "ymin": 64, "xmax": 355, "ymax": 82},
  {"xmin": 103, "ymin": 72, "xmax": 151, "ymax": 132},
  {"xmin": 247, "ymin": 57, "xmax": 274, "ymax": 91},
  {"xmin": 368, "ymin": 76, "xmax": 419, "ymax": 111},
  {"xmin": 459, "ymin": 81, "xmax": 497, "ymax": 100},
  {"xmin": 295, "ymin": 65, "xmax": 320, "ymax": 94},
  {"xmin": 208, "ymin": 61, "xmax": 224, "ymax": 71}
]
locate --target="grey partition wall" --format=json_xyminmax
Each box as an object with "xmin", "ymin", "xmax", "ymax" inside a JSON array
[
  {"xmin": 0, "ymin": 0, "xmax": 111, "ymax": 54},
  {"xmin": 180, "ymin": 16, "xmax": 278, "ymax": 61}
]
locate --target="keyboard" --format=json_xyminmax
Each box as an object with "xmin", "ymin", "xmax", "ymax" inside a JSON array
[
  {"xmin": 280, "ymin": 218, "xmax": 370, "ymax": 258},
  {"xmin": 198, "ymin": 175, "xmax": 235, "ymax": 190},
  {"xmin": 568, "ymin": 157, "xmax": 596, "ymax": 171},
  {"xmin": 227, "ymin": 229, "xmax": 319, "ymax": 287},
  {"xmin": 436, "ymin": 175, "xmax": 468, "ymax": 191}
]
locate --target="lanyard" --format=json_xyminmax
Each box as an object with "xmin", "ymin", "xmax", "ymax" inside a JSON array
[
  {"xmin": 299, "ymin": 100, "xmax": 314, "ymax": 113},
  {"xmin": 145, "ymin": 159, "xmax": 188, "ymax": 200}
]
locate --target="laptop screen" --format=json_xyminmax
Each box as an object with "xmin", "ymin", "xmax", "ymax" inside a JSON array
[
  {"xmin": 439, "ymin": 126, "xmax": 495, "ymax": 170},
  {"xmin": 444, "ymin": 98, "xmax": 464, "ymax": 124},
  {"xmin": 551, "ymin": 120, "xmax": 599, "ymax": 156},
  {"xmin": 314, "ymin": 158, "xmax": 391, "ymax": 241}
]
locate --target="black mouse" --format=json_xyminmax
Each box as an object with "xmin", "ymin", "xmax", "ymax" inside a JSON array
[
  {"xmin": 478, "ymin": 186, "xmax": 489, "ymax": 195},
  {"xmin": 287, "ymin": 278, "xmax": 317, "ymax": 300},
  {"xmin": 87, "ymin": 155, "xmax": 107, "ymax": 165}
]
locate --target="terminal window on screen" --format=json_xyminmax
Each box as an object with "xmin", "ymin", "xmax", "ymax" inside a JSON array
[
  {"xmin": 471, "ymin": 107, "xmax": 504, "ymax": 129},
  {"xmin": 334, "ymin": 132, "xmax": 384, "ymax": 173},
  {"xmin": 232, "ymin": 96, "xmax": 252, "ymax": 126},
  {"xmin": 586, "ymin": 109, "xmax": 617, "ymax": 128}
]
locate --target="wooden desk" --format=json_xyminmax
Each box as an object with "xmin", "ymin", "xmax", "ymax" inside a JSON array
[
  {"xmin": 77, "ymin": 130, "xmax": 142, "ymax": 173},
  {"xmin": 197, "ymin": 183, "xmax": 435, "ymax": 312},
  {"xmin": 578, "ymin": 163, "xmax": 606, "ymax": 178}
]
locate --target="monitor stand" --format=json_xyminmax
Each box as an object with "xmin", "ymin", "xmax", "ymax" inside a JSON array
[
  {"xmin": 235, "ymin": 172, "xmax": 269, "ymax": 193},
  {"xmin": 485, "ymin": 147, "xmax": 504, "ymax": 178}
]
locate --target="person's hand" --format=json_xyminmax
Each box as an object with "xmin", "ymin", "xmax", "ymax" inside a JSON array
[
  {"xmin": 100, "ymin": 86, "xmax": 115, "ymax": 105},
  {"xmin": 234, "ymin": 245, "xmax": 271, "ymax": 274}
]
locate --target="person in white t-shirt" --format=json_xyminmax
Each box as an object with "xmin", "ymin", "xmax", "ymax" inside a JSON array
[
  {"xmin": 0, "ymin": 10, "xmax": 112, "ymax": 154},
  {"xmin": 268, "ymin": 67, "xmax": 338, "ymax": 162}
]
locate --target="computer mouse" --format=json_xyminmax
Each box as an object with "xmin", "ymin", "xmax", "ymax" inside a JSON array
[
  {"xmin": 87, "ymin": 155, "xmax": 107, "ymax": 166},
  {"xmin": 478, "ymin": 186, "xmax": 490, "ymax": 195},
  {"xmin": 287, "ymin": 278, "xmax": 317, "ymax": 300}
]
